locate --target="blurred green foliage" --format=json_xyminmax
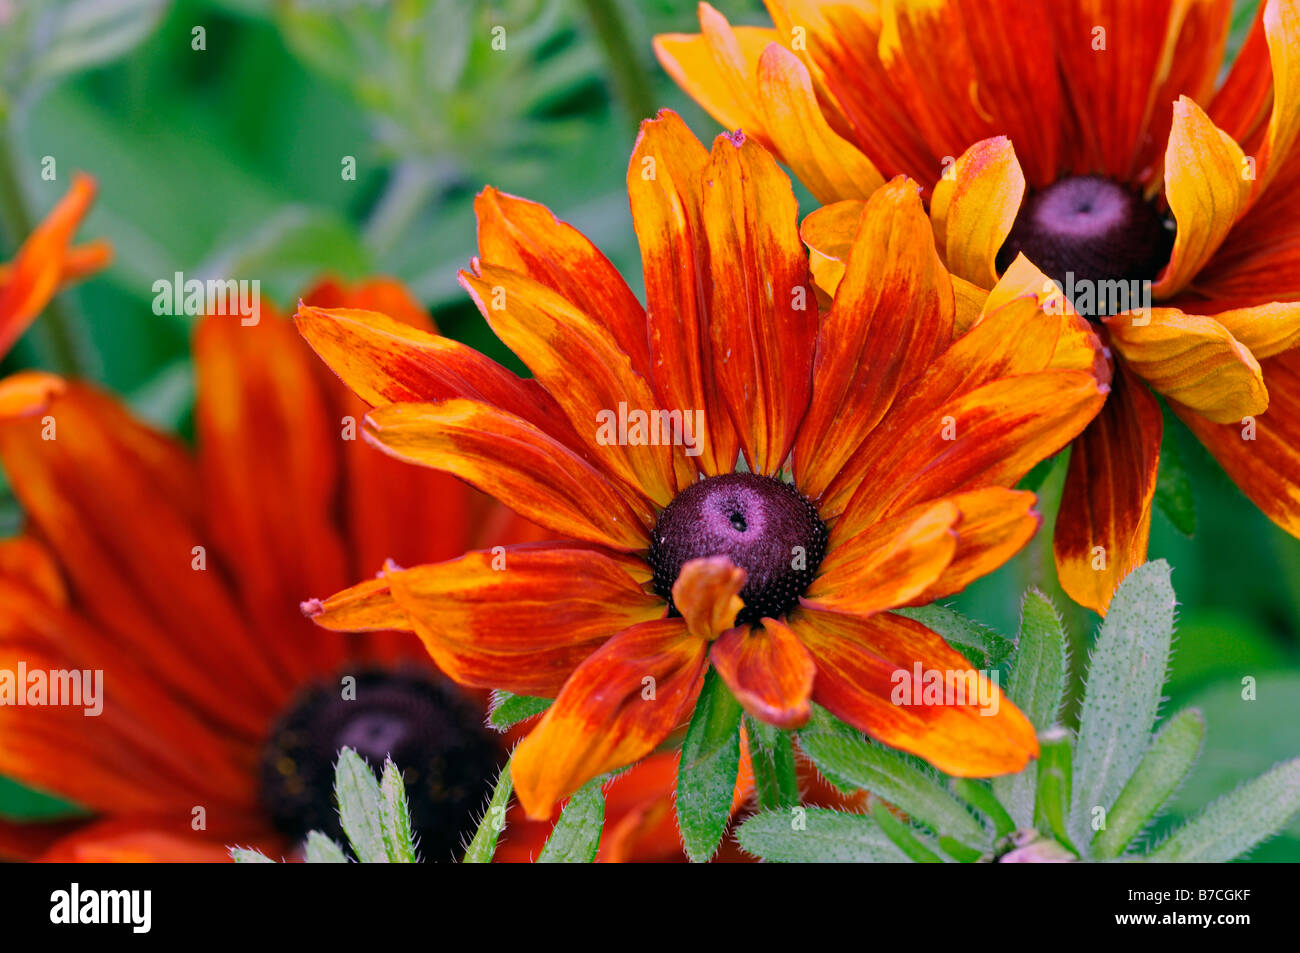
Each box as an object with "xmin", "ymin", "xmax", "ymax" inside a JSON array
[{"xmin": 1, "ymin": 0, "xmax": 1297, "ymax": 862}]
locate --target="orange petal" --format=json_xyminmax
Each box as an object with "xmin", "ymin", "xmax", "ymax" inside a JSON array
[
  {"xmin": 194, "ymin": 306, "xmax": 350, "ymax": 680},
  {"xmin": 0, "ymin": 382, "xmax": 284, "ymax": 730},
  {"xmin": 1254, "ymin": 0, "xmax": 1300, "ymax": 194},
  {"xmin": 474, "ymin": 187, "xmax": 651, "ymax": 377},
  {"xmin": 652, "ymin": 4, "xmax": 774, "ymax": 136},
  {"xmin": 878, "ymin": 0, "xmax": 1064, "ymax": 186},
  {"xmin": 379, "ymin": 546, "xmax": 663, "ymax": 697},
  {"xmin": 794, "ymin": 177, "xmax": 954, "ymax": 499},
  {"xmin": 835, "ymin": 369, "xmax": 1108, "ymax": 539},
  {"xmin": 0, "ymin": 370, "xmax": 66, "ymax": 420},
  {"xmin": 914, "ymin": 488, "xmax": 1041, "ymax": 604},
  {"xmin": 793, "ymin": 607, "xmax": 1038, "ymax": 777},
  {"xmin": 799, "ymin": 198, "xmax": 865, "ymax": 300},
  {"xmin": 627, "ymin": 109, "xmax": 738, "ymax": 479},
  {"xmin": 1052, "ymin": 0, "xmax": 1198, "ymax": 181},
  {"xmin": 672, "ymin": 555, "xmax": 746, "ymax": 641},
  {"xmin": 298, "ymin": 279, "xmax": 495, "ymax": 579},
  {"xmin": 302, "ymin": 574, "xmax": 410, "ymax": 633},
  {"xmin": 461, "ymin": 264, "xmax": 677, "ymax": 507},
  {"xmin": 1208, "ymin": 301, "xmax": 1300, "ymax": 359},
  {"xmin": 701, "ymin": 129, "xmax": 818, "ymax": 476},
  {"xmin": 1153, "ymin": 97, "xmax": 1250, "ymax": 297},
  {"xmin": 1102, "ymin": 308, "xmax": 1267, "ymax": 423},
  {"xmin": 754, "ymin": 43, "xmax": 883, "ymax": 203},
  {"xmin": 0, "ymin": 174, "xmax": 108, "ymax": 358},
  {"xmin": 0, "ymin": 535, "xmax": 68, "ymax": 606},
  {"xmin": 823, "ymin": 292, "xmax": 1105, "ymax": 526},
  {"xmin": 302, "ymin": 275, "xmax": 436, "ymax": 331},
  {"xmin": 1174, "ymin": 348, "xmax": 1300, "ymax": 538},
  {"xmin": 806, "ymin": 499, "xmax": 959, "ymax": 616},
  {"xmin": 709, "ymin": 618, "xmax": 815, "ymax": 729},
  {"xmin": 35, "ymin": 817, "xmax": 272, "ymax": 863},
  {"xmin": 982, "ymin": 254, "xmax": 1112, "ymax": 379},
  {"xmin": 294, "ymin": 303, "xmax": 572, "ymax": 439},
  {"xmin": 362, "ymin": 399, "xmax": 653, "ymax": 551},
  {"xmin": 930, "ymin": 136, "xmax": 1025, "ymax": 290},
  {"xmin": 1054, "ymin": 365, "xmax": 1162, "ymax": 615},
  {"xmin": 511, "ymin": 618, "xmax": 708, "ymax": 819}
]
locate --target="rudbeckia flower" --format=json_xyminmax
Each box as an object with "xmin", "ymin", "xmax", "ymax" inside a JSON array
[
  {"xmin": 0, "ymin": 276, "xmax": 687, "ymax": 862},
  {"xmin": 0, "ymin": 173, "xmax": 111, "ymax": 360},
  {"xmin": 659, "ymin": 0, "xmax": 1300, "ymax": 614},
  {"xmin": 299, "ymin": 110, "xmax": 1109, "ymax": 819}
]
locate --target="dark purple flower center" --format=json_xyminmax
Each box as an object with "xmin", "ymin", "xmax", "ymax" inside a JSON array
[
  {"xmin": 996, "ymin": 175, "xmax": 1174, "ymax": 319},
  {"xmin": 649, "ymin": 472, "xmax": 828, "ymax": 626},
  {"xmin": 260, "ymin": 669, "xmax": 498, "ymax": 858}
]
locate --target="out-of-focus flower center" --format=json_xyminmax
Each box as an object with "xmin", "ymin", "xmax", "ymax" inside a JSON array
[
  {"xmin": 259, "ymin": 670, "xmax": 498, "ymax": 858},
  {"xmin": 996, "ymin": 175, "xmax": 1174, "ymax": 319},
  {"xmin": 649, "ymin": 472, "xmax": 828, "ymax": 625}
]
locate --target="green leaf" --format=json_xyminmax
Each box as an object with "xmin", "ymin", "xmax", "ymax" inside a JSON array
[
  {"xmin": 897, "ymin": 604, "xmax": 1014, "ymax": 669},
  {"xmin": 868, "ymin": 800, "xmax": 942, "ymax": 862},
  {"xmin": 1092, "ymin": 709, "xmax": 1204, "ymax": 859},
  {"xmin": 379, "ymin": 759, "xmax": 417, "ymax": 863},
  {"xmin": 1069, "ymin": 561, "xmax": 1176, "ymax": 850},
  {"xmin": 304, "ymin": 831, "xmax": 348, "ymax": 864},
  {"xmin": 230, "ymin": 847, "xmax": 276, "ymax": 863},
  {"xmin": 487, "ymin": 691, "xmax": 553, "ymax": 732},
  {"xmin": 675, "ymin": 669, "xmax": 743, "ymax": 863},
  {"xmin": 736, "ymin": 807, "xmax": 907, "ymax": 863},
  {"xmin": 1149, "ymin": 758, "xmax": 1300, "ymax": 863},
  {"xmin": 993, "ymin": 589, "xmax": 1069, "ymax": 828},
  {"xmin": 1155, "ymin": 408, "xmax": 1196, "ymax": 536},
  {"xmin": 1035, "ymin": 726, "xmax": 1076, "ymax": 855},
  {"xmin": 27, "ymin": 0, "xmax": 169, "ymax": 88},
  {"xmin": 334, "ymin": 747, "xmax": 388, "ymax": 863},
  {"xmin": 746, "ymin": 715, "xmax": 800, "ymax": 812},
  {"xmin": 797, "ymin": 707, "xmax": 987, "ymax": 848},
  {"xmin": 463, "ymin": 760, "xmax": 513, "ymax": 864},
  {"xmin": 953, "ymin": 779, "xmax": 1016, "ymax": 840},
  {"xmin": 536, "ymin": 777, "xmax": 604, "ymax": 863}
]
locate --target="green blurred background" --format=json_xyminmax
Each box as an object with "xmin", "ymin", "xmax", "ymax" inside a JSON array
[{"xmin": 1, "ymin": 0, "xmax": 1296, "ymax": 860}]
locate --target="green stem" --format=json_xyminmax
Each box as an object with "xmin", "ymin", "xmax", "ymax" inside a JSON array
[
  {"xmin": 0, "ymin": 122, "xmax": 87, "ymax": 376},
  {"xmin": 746, "ymin": 716, "xmax": 800, "ymax": 810},
  {"xmin": 576, "ymin": 0, "xmax": 656, "ymax": 129}
]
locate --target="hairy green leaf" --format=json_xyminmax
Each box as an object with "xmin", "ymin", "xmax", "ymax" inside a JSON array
[
  {"xmin": 463, "ymin": 760, "xmax": 514, "ymax": 864},
  {"xmin": 1093, "ymin": 709, "xmax": 1203, "ymax": 859},
  {"xmin": 537, "ymin": 777, "xmax": 604, "ymax": 863},
  {"xmin": 1150, "ymin": 758, "xmax": 1300, "ymax": 863},
  {"xmin": 1070, "ymin": 561, "xmax": 1176, "ymax": 849},
  {"xmin": 676, "ymin": 669, "xmax": 743, "ymax": 863},
  {"xmin": 736, "ymin": 807, "xmax": 907, "ymax": 863}
]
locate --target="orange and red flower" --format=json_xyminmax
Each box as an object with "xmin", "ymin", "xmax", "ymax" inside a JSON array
[
  {"xmin": 0, "ymin": 173, "xmax": 110, "ymax": 361},
  {"xmin": 660, "ymin": 0, "xmax": 1300, "ymax": 614},
  {"xmin": 300, "ymin": 110, "xmax": 1109, "ymax": 819},
  {"xmin": 0, "ymin": 261, "xmax": 691, "ymax": 862}
]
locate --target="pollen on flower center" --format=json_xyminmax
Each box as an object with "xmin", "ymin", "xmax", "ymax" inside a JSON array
[
  {"xmin": 649, "ymin": 472, "xmax": 828, "ymax": 626},
  {"xmin": 996, "ymin": 175, "xmax": 1174, "ymax": 319},
  {"xmin": 259, "ymin": 670, "xmax": 498, "ymax": 857}
]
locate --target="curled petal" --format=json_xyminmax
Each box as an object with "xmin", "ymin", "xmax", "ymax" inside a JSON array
[
  {"xmin": 930, "ymin": 136, "xmax": 1025, "ymax": 290},
  {"xmin": 672, "ymin": 555, "xmax": 746, "ymax": 641},
  {"xmin": 709, "ymin": 618, "xmax": 815, "ymax": 729},
  {"xmin": 1103, "ymin": 309, "xmax": 1267, "ymax": 424}
]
